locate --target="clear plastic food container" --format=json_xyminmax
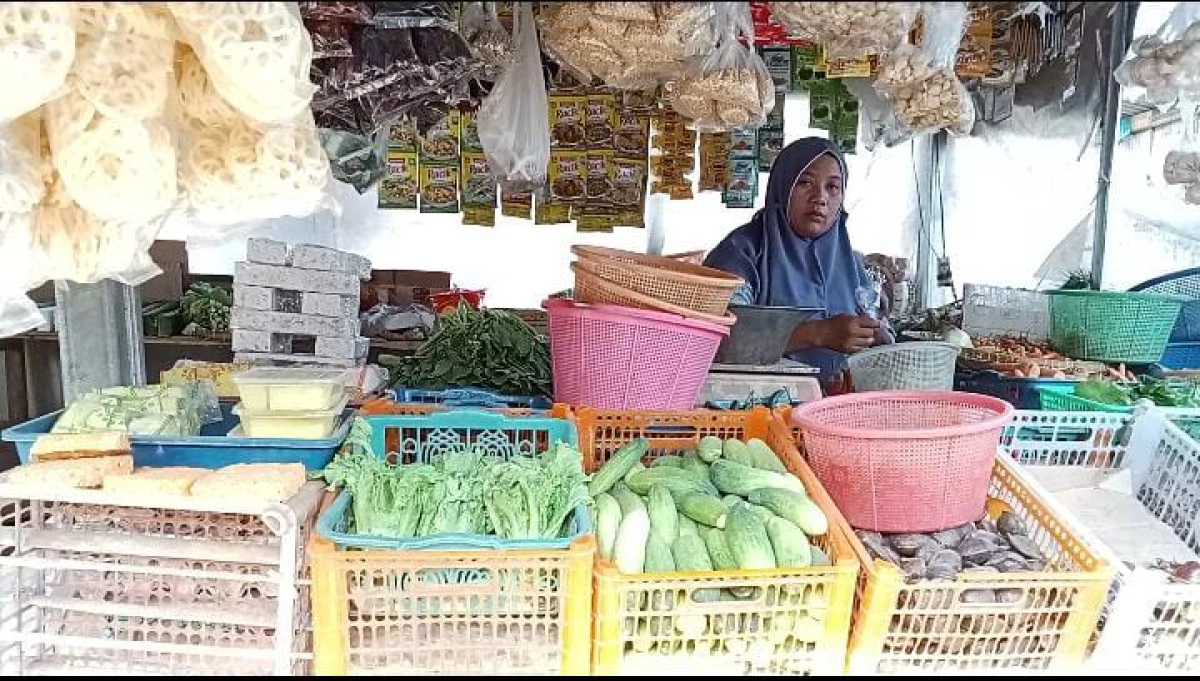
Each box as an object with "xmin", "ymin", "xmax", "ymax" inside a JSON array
[
  {"xmin": 232, "ymin": 367, "xmax": 346, "ymax": 412},
  {"xmin": 232, "ymin": 397, "xmax": 348, "ymax": 440}
]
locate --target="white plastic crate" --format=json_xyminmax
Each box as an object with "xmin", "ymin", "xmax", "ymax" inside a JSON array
[
  {"xmin": 962, "ymin": 283, "xmax": 1050, "ymax": 343},
  {"xmin": 1001, "ymin": 408, "xmax": 1200, "ymax": 672},
  {"xmin": 0, "ymin": 477, "xmax": 325, "ymax": 676}
]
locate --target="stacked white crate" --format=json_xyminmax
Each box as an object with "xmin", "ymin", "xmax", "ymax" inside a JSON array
[
  {"xmin": 0, "ymin": 479, "xmax": 325, "ymax": 675},
  {"xmin": 1001, "ymin": 408, "xmax": 1200, "ymax": 673},
  {"xmin": 232, "ymin": 239, "xmax": 371, "ymax": 367}
]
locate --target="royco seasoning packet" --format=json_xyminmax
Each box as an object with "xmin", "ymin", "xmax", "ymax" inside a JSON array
[
  {"xmin": 460, "ymin": 106, "xmax": 483, "ymax": 153},
  {"xmin": 419, "ymin": 163, "xmax": 459, "ymax": 213},
  {"xmin": 758, "ymin": 128, "xmax": 784, "ymax": 172},
  {"xmin": 612, "ymin": 155, "xmax": 648, "ymax": 228},
  {"xmin": 460, "ymin": 151, "xmax": 496, "ymax": 226},
  {"xmin": 387, "ymin": 116, "xmax": 419, "ymax": 153},
  {"xmin": 550, "ymin": 149, "xmax": 587, "ymax": 206},
  {"xmin": 534, "ymin": 185, "xmax": 571, "ymax": 224},
  {"xmin": 501, "ymin": 184, "xmax": 533, "ymax": 219},
  {"xmin": 585, "ymin": 89, "xmax": 617, "ymax": 148},
  {"xmin": 577, "ymin": 149, "xmax": 615, "ymax": 233},
  {"xmin": 549, "ymin": 92, "xmax": 587, "ymax": 149},
  {"xmin": 419, "ymin": 108, "xmax": 461, "ymax": 164},
  {"xmin": 378, "ymin": 151, "xmax": 419, "ymax": 209}
]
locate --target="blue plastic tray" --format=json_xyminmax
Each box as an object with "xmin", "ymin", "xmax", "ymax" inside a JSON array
[
  {"xmin": 955, "ymin": 370, "xmax": 1079, "ymax": 410},
  {"xmin": 387, "ymin": 387, "xmax": 552, "ymax": 410},
  {"xmin": 1, "ymin": 401, "xmax": 351, "ymax": 470},
  {"xmin": 316, "ymin": 410, "xmax": 590, "ymax": 551}
]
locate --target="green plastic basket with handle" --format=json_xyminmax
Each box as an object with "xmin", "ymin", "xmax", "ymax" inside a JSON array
[{"xmin": 1046, "ymin": 290, "xmax": 1185, "ymax": 363}]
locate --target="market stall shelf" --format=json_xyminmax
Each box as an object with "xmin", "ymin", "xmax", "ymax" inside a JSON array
[
  {"xmin": 0, "ymin": 479, "xmax": 324, "ymax": 676},
  {"xmin": 1002, "ymin": 408, "xmax": 1200, "ymax": 673},
  {"xmin": 576, "ymin": 407, "xmax": 859, "ymax": 676}
]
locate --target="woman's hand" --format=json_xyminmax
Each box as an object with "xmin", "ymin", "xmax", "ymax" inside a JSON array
[{"xmin": 791, "ymin": 314, "xmax": 881, "ymax": 354}]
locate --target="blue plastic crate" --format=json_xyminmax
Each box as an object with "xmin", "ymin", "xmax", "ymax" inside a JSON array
[
  {"xmin": 1161, "ymin": 343, "xmax": 1200, "ymax": 370},
  {"xmin": 954, "ymin": 370, "xmax": 1079, "ymax": 410},
  {"xmin": 387, "ymin": 387, "xmax": 552, "ymax": 410},
  {"xmin": 1, "ymin": 401, "xmax": 351, "ymax": 470},
  {"xmin": 315, "ymin": 410, "xmax": 590, "ymax": 551}
]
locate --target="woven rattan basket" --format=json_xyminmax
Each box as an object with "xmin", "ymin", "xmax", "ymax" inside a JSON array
[{"xmin": 572, "ymin": 245, "xmax": 742, "ymax": 318}]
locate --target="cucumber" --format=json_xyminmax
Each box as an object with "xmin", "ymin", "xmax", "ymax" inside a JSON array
[
  {"xmin": 644, "ymin": 534, "xmax": 676, "ymax": 572},
  {"xmin": 709, "ymin": 459, "xmax": 807, "ymax": 497},
  {"xmin": 627, "ymin": 466, "xmax": 719, "ymax": 499},
  {"xmin": 589, "ymin": 439, "xmax": 649, "ymax": 496},
  {"xmin": 745, "ymin": 437, "xmax": 789, "ymax": 474},
  {"xmin": 679, "ymin": 452, "xmax": 710, "ymax": 479},
  {"xmin": 765, "ymin": 516, "xmax": 813, "ymax": 568},
  {"xmin": 722, "ymin": 439, "xmax": 756, "ymax": 467},
  {"xmin": 725, "ymin": 504, "xmax": 776, "ymax": 570},
  {"xmin": 610, "ymin": 483, "xmax": 645, "ymax": 517},
  {"xmin": 679, "ymin": 492, "xmax": 728, "ymax": 528},
  {"xmin": 651, "ymin": 455, "xmax": 686, "ymax": 468},
  {"xmin": 749, "ymin": 487, "xmax": 828, "ymax": 536},
  {"xmin": 594, "ymin": 493, "xmax": 622, "ymax": 560},
  {"xmin": 646, "ymin": 485, "xmax": 678, "ymax": 544},
  {"xmin": 697, "ymin": 436, "xmax": 723, "ymax": 463}
]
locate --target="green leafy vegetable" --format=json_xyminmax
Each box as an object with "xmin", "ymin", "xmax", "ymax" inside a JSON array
[
  {"xmin": 322, "ymin": 418, "xmax": 587, "ymax": 541},
  {"xmin": 1074, "ymin": 377, "xmax": 1200, "ymax": 409},
  {"xmin": 380, "ymin": 304, "xmax": 552, "ymax": 398}
]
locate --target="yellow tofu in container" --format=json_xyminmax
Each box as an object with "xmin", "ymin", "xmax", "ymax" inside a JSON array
[
  {"xmin": 231, "ymin": 367, "xmax": 348, "ymax": 440},
  {"xmin": 232, "ymin": 397, "xmax": 348, "ymax": 439}
]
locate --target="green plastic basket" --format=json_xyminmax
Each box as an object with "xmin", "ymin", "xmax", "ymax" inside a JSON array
[
  {"xmin": 1036, "ymin": 386, "xmax": 1130, "ymax": 413},
  {"xmin": 1047, "ymin": 290, "xmax": 1185, "ymax": 363}
]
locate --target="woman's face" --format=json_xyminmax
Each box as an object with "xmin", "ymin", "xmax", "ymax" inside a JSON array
[{"xmin": 787, "ymin": 153, "xmax": 844, "ymax": 239}]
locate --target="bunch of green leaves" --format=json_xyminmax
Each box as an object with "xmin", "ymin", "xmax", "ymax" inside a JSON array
[
  {"xmin": 482, "ymin": 441, "xmax": 591, "ymax": 540},
  {"xmin": 180, "ymin": 283, "xmax": 232, "ymax": 335},
  {"xmin": 1074, "ymin": 377, "xmax": 1200, "ymax": 408},
  {"xmin": 380, "ymin": 303, "xmax": 552, "ymax": 397},
  {"xmin": 1059, "ymin": 269, "xmax": 1096, "ymax": 291},
  {"xmin": 321, "ymin": 422, "xmax": 588, "ymax": 541}
]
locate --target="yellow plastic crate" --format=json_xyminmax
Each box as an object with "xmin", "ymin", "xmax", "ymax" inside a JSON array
[
  {"xmin": 575, "ymin": 406, "xmax": 860, "ymax": 676},
  {"xmin": 309, "ymin": 509, "xmax": 594, "ymax": 675},
  {"xmin": 845, "ymin": 455, "xmax": 1114, "ymax": 674}
]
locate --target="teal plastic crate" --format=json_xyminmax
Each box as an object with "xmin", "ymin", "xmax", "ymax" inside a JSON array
[{"xmin": 316, "ymin": 410, "xmax": 591, "ymax": 551}]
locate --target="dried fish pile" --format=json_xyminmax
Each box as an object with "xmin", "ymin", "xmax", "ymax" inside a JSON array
[{"xmin": 857, "ymin": 511, "xmax": 1049, "ymax": 590}]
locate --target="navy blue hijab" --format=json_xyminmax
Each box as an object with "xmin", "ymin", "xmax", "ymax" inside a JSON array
[{"xmin": 704, "ymin": 137, "xmax": 875, "ymax": 380}]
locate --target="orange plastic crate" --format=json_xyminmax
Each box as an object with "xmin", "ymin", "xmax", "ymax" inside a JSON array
[
  {"xmin": 574, "ymin": 406, "xmax": 860, "ymax": 676},
  {"xmin": 309, "ymin": 530, "xmax": 594, "ymax": 676},
  {"xmin": 843, "ymin": 455, "xmax": 1113, "ymax": 674}
]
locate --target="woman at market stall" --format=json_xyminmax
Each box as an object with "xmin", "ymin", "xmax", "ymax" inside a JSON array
[{"xmin": 704, "ymin": 137, "xmax": 893, "ymax": 386}]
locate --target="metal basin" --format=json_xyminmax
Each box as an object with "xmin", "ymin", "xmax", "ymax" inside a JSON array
[{"xmin": 714, "ymin": 305, "xmax": 824, "ymax": 367}]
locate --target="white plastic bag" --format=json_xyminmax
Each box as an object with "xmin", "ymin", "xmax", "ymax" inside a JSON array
[
  {"xmin": 0, "ymin": 3, "xmax": 75, "ymax": 124},
  {"xmin": 169, "ymin": 2, "xmax": 316, "ymax": 125},
  {"xmin": 0, "ymin": 115, "xmax": 47, "ymax": 214},
  {"xmin": 0, "ymin": 211, "xmax": 48, "ymax": 338},
  {"xmin": 770, "ymin": 2, "xmax": 919, "ymax": 60},
  {"xmin": 43, "ymin": 4, "xmax": 179, "ymax": 224},
  {"xmin": 477, "ymin": 3, "xmax": 549, "ymax": 187},
  {"xmin": 873, "ymin": 2, "xmax": 974, "ymax": 139},
  {"xmin": 667, "ymin": 3, "xmax": 774, "ymax": 132}
]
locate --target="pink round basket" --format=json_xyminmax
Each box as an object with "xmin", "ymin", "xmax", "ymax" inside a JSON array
[
  {"xmin": 791, "ymin": 391, "xmax": 1014, "ymax": 533},
  {"xmin": 543, "ymin": 298, "xmax": 730, "ymax": 410}
]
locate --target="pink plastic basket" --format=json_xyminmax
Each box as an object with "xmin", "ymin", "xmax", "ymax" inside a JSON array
[
  {"xmin": 791, "ymin": 391, "xmax": 1014, "ymax": 533},
  {"xmin": 542, "ymin": 298, "xmax": 730, "ymax": 410}
]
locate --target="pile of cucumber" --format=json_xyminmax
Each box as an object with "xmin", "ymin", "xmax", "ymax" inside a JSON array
[{"xmin": 590, "ymin": 436, "xmax": 831, "ymax": 579}]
